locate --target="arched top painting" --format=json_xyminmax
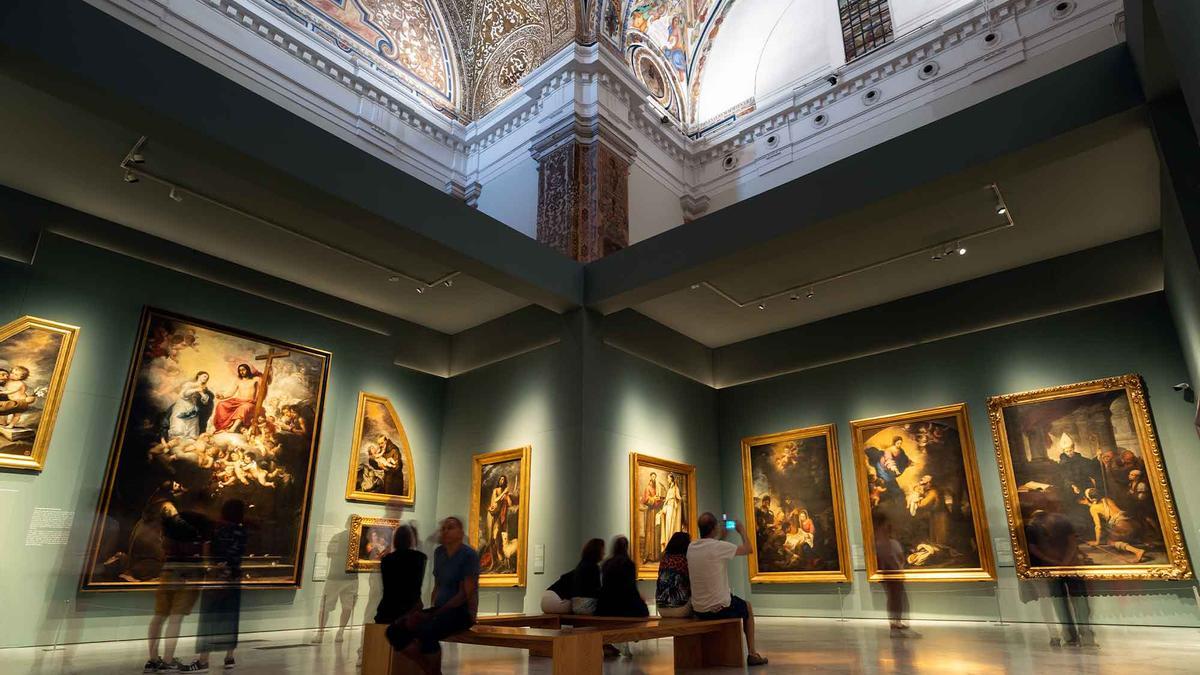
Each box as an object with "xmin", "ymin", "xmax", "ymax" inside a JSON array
[
  {"xmin": 345, "ymin": 392, "xmax": 416, "ymax": 507},
  {"xmin": 0, "ymin": 315, "xmax": 79, "ymax": 471}
]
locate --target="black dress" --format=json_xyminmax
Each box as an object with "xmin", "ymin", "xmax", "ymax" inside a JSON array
[
  {"xmin": 596, "ymin": 556, "xmax": 648, "ymax": 617},
  {"xmin": 375, "ymin": 549, "xmax": 427, "ymax": 624}
]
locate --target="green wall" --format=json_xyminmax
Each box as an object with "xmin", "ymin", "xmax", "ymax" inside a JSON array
[
  {"xmin": 0, "ymin": 235, "xmax": 447, "ymax": 648},
  {"xmin": 717, "ymin": 294, "xmax": 1200, "ymax": 626}
]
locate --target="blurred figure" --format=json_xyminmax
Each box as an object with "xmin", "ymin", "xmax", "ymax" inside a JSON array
[
  {"xmin": 145, "ymin": 483, "xmax": 208, "ymax": 672},
  {"xmin": 656, "ymin": 531, "xmax": 692, "ymax": 617},
  {"xmin": 1025, "ymin": 509, "xmax": 1096, "ymax": 647},
  {"xmin": 312, "ymin": 528, "xmax": 357, "ymax": 644},
  {"xmin": 597, "ymin": 535, "xmax": 648, "ymax": 658},
  {"xmin": 873, "ymin": 511, "xmax": 917, "ymax": 638},
  {"xmin": 375, "ymin": 524, "xmax": 426, "ymax": 624},
  {"xmin": 181, "ymin": 499, "xmax": 247, "ymax": 672}
]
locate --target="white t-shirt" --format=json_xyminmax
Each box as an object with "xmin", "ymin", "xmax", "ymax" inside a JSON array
[{"xmin": 686, "ymin": 538, "xmax": 738, "ymax": 613}]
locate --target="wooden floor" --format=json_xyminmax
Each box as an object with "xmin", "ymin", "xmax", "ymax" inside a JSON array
[{"xmin": 8, "ymin": 616, "xmax": 1200, "ymax": 673}]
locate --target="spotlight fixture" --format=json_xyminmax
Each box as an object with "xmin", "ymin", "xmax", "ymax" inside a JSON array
[
  {"xmin": 956, "ymin": 242, "xmax": 967, "ymax": 256},
  {"xmin": 388, "ymin": 275, "xmax": 401, "ymax": 282},
  {"xmin": 756, "ymin": 303, "xmax": 766, "ymax": 311},
  {"xmin": 415, "ymin": 287, "xmax": 425, "ymax": 294},
  {"xmin": 995, "ymin": 204, "xmax": 1007, "ymax": 216},
  {"xmin": 168, "ymin": 186, "xmax": 183, "ymax": 203},
  {"xmin": 123, "ymin": 170, "xmax": 139, "ymax": 184},
  {"xmin": 129, "ymin": 153, "xmax": 145, "ymax": 164},
  {"xmin": 690, "ymin": 283, "xmax": 701, "ymax": 290},
  {"xmin": 444, "ymin": 279, "xmax": 453, "ymax": 288},
  {"xmin": 826, "ymin": 74, "xmax": 838, "ymax": 86},
  {"xmin": 790, "ymin": 294, "xmax": 800, "ymax": 301},
  {"xmin": 806, "ymin": 287, "xmax": 815, "ymax": 299}
]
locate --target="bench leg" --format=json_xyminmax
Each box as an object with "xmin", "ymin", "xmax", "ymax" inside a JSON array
[
  {"xmin": 674, "ymin": 623, "xmax": 745, "ymax": 669},
  {"xmin": 551, "ymin": 632, "xmax": 603, "ymax": 675},
  {"xmin": 361, "ymin": 623, "xmax": 424, "ymax": 675}
]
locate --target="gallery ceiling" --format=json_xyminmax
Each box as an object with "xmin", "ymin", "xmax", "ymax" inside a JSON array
[
  {"xmin": 0, "ymin": 72, "xmax": 531, "ymax": 335},
  {"xmin": 633, "ymin": 111, "xmax": 1162, "ymax": 347}
]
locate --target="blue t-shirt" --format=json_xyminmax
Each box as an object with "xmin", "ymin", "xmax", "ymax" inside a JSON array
[{"xmin": 433, "ymin": 544, "xmax": 480, "ymax": 609}]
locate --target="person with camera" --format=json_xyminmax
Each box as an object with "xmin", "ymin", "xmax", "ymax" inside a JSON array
[{"xmin": 686, "ymin": 512, "xmax": 768, "ymax": 667}]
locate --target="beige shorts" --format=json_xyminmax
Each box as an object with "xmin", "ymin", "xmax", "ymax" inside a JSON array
[{"xmin": 154, "ymin": 586, "xmax": 199, "ymax": 616}]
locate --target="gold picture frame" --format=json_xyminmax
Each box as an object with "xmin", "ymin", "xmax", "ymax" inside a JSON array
[
  {"xmin": 468, "ymin": 445, "xmax": 531, "ymax": 587},
  {"xmin": 630, "ymin": 452, "xmax": 698, "ymax": 580},
  {"xmin": 346, "ymin": 515, "xmax": 402, "ymax": 572},
  {"xmin": 0, "ymin": 315, "xmax": 79, "ymax": 472},
  {"xmin": 740, "ymin": 424, "xmax": 852, "ymax": 583},
  {"xmin": 987, "ymin": 374, "xmax": 1192, "ymax": 580},
  {"xmin": 851, "ymin": 403, "xmax": 996, "ymax": 582},
  {"xmin": 345, "ymin": 392, "xmax": 415, "ymax": 507}
]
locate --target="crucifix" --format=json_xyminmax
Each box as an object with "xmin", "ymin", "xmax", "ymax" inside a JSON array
[{"xmin": 252, "ymin": 347, "xmax": 291, "ymax": 434}]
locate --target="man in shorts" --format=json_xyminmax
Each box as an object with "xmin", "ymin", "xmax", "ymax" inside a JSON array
[
  {"xmin": 387, "ymin": 516, "xmax": 479, "ymax": 674},
  {"xmin": 687, "ymin": 512, "xmax": 768, "ymax": 667}
]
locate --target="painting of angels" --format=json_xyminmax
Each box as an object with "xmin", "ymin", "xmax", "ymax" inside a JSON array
[
  {"xmin": 345, "ymin": 392, "xmax": 415, "ymax": 506},
  {"xmin": 0, "ymin": 315, "xmax": 78, "ymax": 471},
  {"xmin": 469, "ymin": 446, "xmax": 530, "ymax": 587},
  {"xmin": 851, "ymin": 404, "xmax": 996, "ymax": 582},
  {"xmin": 987, "ymin": 375, "xmax": 1192, "ymax": 580},
  {"xmin": 740, "ymin": 425, "xmax": 851, "ymax": 583},
  {"xmin": 629, "ymin": 453, "xmax": 697, "ymax": 579},
  {"xmin": 82, "ymin": 308, "xmax": 330, "ymax": 590}
]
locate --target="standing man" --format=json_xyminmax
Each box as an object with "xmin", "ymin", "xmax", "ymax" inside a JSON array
[
  {"xmin": 687, "ymin": 512, "xmax": 768, "ymax": 667},
  {"xmin": 386, "ymin": 516, "xmax": 479, "ymax": 674},
  {"xmin": 641, "ymin": 473, "xmax": 664, "ymax": 562}
]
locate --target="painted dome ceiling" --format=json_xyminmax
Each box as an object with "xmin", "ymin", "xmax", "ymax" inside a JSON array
[{"xmin": 277, "ymin": 0, "xmax": 576, "ymax": 120}]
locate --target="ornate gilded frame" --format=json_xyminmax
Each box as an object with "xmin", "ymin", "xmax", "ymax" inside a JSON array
[
  {"xmin": 851, "ymin": 403, "xmax": 997, "ymax": 582},
  {"xmin": 468, "ymin": 445, "xmax": 532, "ymax": 587},
  {"xmin": 629, "ymin": 452, "xmax": 699, "ymax": 580},
  {"xmin": 344, "ymin": 392, "xmax": 416, "ymax": 506},
  {"xmin": 740, "ymin": 424, "xmax": 852, "ymax": 583},
  {"xmin": 987, "ymin": 374, "xmax": 1193, "ymax": 580},
  {"xmin": 0, "ymin": 315, "xmax": 79, "ymax": 472},
  {"xmin": 346, "ymin": 515, "xmax": 402, "ymax": 572}
]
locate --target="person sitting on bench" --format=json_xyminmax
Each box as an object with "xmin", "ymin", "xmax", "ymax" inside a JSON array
[
  {"xmin": 687, "ymin": 513, "xmax": 768, "ymax": 667},
  {"xmin": 655, "ymin": 531, "xmax": 692, "ymax": 617},
  {"xmin": 386, "ymin": 516, "xmax": 478, "ymax": 675},
  {"xmin": 542, "ymin": 538, "xmax": 605, "ymax": 615},
  {"xmin": 375, "ymin": 524, "xmax": 425, "ymax": 625}
]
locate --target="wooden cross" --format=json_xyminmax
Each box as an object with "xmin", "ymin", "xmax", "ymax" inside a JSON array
[{"xmin": 252, "ymin": 347, "xmax": 291, "ymax": 431}]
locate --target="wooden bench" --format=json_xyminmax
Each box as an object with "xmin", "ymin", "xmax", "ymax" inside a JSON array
[{"xmin": 362, "ymin": 614, "xmax": 743, "ymax": 674}]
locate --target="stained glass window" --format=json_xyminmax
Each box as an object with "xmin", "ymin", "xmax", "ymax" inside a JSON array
[{"xmin": 839, "ymin": 0, "xmax": 894, "ymax": 62}]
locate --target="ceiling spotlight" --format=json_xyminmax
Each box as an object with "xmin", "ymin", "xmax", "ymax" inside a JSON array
[
  {"xmin": 415, "ymin": 287, "xmax": 425, "ymax": 294},
  {"xmin": 806, "ymin": 288, "xmax": 816, "ymax": 299},
  {"xmin": 826, "ymin": 74, "xmax": 838, "ymax": 86},
  {"xmin": 690, "ymin": 283, "xmax": 701, "ymax": 290},
  {"xmin": 995, "ymin": 204, "xmax": 1007, "ymax": 216},
  {"xmin": 123, "ymin": 170, "xmax": 139, "ymax": 184},
  {"xmin": 790, "ymin": 294, "xmax": 800, "ymax": 301},
  {"xmin": 756, "ymin": 303, "xmax": 766, "ymax": 311},
  {"xmin": 443, "ymin": 279, "xmax": 453, "ymax": 288},
  {"xmin": 956, "ymin": 242, "xmax": 967, "ymax": 256},
  {"xmin": 168, "ymin": 186, "xmax": 183, "ymax": 203},
  {"xmin": 388, "ymin": 275, "xmax": 401, "ymax": 283},
  {"xmin": 129, "ymin": 152, "xmax": 145, "ymax": 164}
]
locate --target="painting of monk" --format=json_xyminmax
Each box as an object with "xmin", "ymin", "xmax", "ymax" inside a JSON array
[
  {"xmin": 345, "ymin": 393, "xmax": 415, "ymax": 506},
  {"xmin": 468, "ymin": 446, "xmax": 531, "ymax": 587},
  {"xmin": 629, "ymin": 453, "xmax": 697, "ymax": 579},
  {"xmin": 987, "ymin": 375, "xmax": 1192, "ymax": 580},
  {"xmin": 82, "ymin": 308, "xmax": 330, "ymax": 590},
  {"xmin": 0, "ymin": 316, "xmax": 78, "ymax": 471},
  {"xmin": 851, "ymin": 404, "xmax": 996, "ymax": 582},
  {"xmin": 741, "ymin": 425, "xmax": 851, "ymax": 583}
]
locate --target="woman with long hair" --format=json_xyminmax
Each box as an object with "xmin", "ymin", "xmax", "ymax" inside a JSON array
[
  {"xmin": 597, "ymin": 535, "xmax": 649, "ymax": 618},
  {"xmin": 375, "ymin": 524, "xmax": 426, "ymax": 625},
  {"xmin": 541, "ymin": 538, "xmax": 605, "ymax": 614},
  {"xmin": 655, "ymin": 531, "xmax": 692, "ymax": 617}
]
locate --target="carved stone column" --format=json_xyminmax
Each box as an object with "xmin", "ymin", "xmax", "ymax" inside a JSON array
[{"xmin": 532, "ymin": 117, "xmax": 635, "ymax": 262}]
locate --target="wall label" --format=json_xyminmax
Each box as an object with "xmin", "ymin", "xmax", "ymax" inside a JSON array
[{"xmin": 25, "ymin": 507, "xmax": 74, "ymax": 547}]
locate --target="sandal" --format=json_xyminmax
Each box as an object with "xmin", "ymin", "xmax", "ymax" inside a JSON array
[{"xmin": 748, "ymin": 653, "xmax": 769, "ymax": 667}]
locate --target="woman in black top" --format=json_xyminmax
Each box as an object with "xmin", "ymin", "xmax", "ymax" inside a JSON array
[
  {"xmin": 375, "ymin": 524, "xmax": 426, "ymax": 624},
  {"xmin": 568, "ymin": 538, "xmax": 605, "ymax": 614},
  {"xmin": 596, "ymin": 535, "xmax": 648, "ymax": 618}
]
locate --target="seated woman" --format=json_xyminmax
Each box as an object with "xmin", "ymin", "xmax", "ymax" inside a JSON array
[
  {"xmin": 375, "ymin": 524, "xmax": 426, "ymax": 625},
  {"xmin": 655, "ymin": 532, "xmax": 692, "ymax": 618},
  {"xmin": 541, "ymin": 537, "xmax": 604, "ymax": 615},
  {"xmin": 596, "ymin": 535, "xmax": 648, "ymax": 618}
]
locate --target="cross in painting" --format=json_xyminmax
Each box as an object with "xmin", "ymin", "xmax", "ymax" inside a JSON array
[{"xmin": 252, "ymin": 347, "xmax": 290, "ymax": 432}]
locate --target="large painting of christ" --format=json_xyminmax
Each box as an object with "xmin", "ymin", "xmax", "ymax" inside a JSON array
[
  {"xmin": 851, "ymin": 404, "xmax": 996, "ymax": 582},
  {"xmin": 741, "ymin": 425, "xmax": 852, "ymax": 583},
  {"xmin": 345, "ymin": 392, "xmax": 415, "ymax": 506},
  {"xmin": 987, "ymin": 375, "xmax": 1192, "ymax": 580},
  {"xmin": 630, "ymin": 453, "xmax": 697, "ymax": 580},
  {"xmin": 468, "ymin": 446, "xmax": 531, "ymax": 587},
  {"xmin": 82, "ymin": 308, "xmax": 330, "ymax": 590},
  {"xmin": 0, "ymin": 316, "xmax": 79, "ymax": 471}
]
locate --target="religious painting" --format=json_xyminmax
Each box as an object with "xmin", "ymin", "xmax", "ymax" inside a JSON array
[
  {"xmin": 851, "ymin": 404, "xmax": 996, "ymax": 582},
  {"xmin": 82, "ymin": 308, "xmax": 330, "ymax": 590},
  {"xmin": 740, "ymin": 425, "xmax": 852, "ymax": 583},
  {"xmin": 345, "ymin": 392, "xmax": 415, "ymax": 507},
  {"xmin": 630, "ymin": 452, "xmax": 697, "ymax": 580},
  {"xmin": 346, "ymin": 515, "xmax": 401, "ymax": 572},
  {"xmin": 468, "ymin": 445, "xmax": 531, "ymax": 587},
  {"xmin": 987, "ymin": 375, "xmax": 1192, "ymax": 580},
  {"xmin": 0, "ymin": 316, "xmax": 79, "ymax": 471}
]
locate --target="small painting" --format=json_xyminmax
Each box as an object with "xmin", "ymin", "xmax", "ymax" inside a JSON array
[
  {"xmin": 346, "ymin": 515, "xmax": 401, "ymax": 572},
  {"xmin": 82, "ymin": 308, "xmax": 330, "ymax": 590},
  {"xmin": 630, "ymin": 452, "xmax": 697, "ymax": 579},
  {"xmin": 345, "ymin": 392, "xmax": 415, "ymax": 507},
  {"xmin": 741, "ymin": 425, "xmax": 852, "ymax": 583},
  {"xmin": 851, "ymin": 404, "xmax": 996, "ymax": 582},
  {"xmin": 987, "ymin": 375, "xmax": 1192, "ymax": 580},
  {"xmin": 0, "ymin": 315, "xmax": 79, "ymax": 471},
  {"xmin": 469, "ymin": 446, "xmax": 531, "ymax": 587}
]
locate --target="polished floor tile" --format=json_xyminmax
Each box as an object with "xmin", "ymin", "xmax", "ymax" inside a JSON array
[{"xmin": 7, "ymin": 617, "xmax": 1200, "ymax": 674}]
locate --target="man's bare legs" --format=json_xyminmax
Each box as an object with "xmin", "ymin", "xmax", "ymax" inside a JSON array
[{"xmin": 744, "ymin": 601, "xmax": 758, "ymax": 656}]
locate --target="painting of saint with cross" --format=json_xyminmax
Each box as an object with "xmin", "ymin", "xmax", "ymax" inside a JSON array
[{"xmin": 82, "ymin": 308, "xmax": 331, "ymax": 590}]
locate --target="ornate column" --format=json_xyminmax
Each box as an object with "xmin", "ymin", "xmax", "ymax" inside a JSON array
[{"xmin": 532, "ymin": 116, "xmax": 635, "ymax": 262}]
